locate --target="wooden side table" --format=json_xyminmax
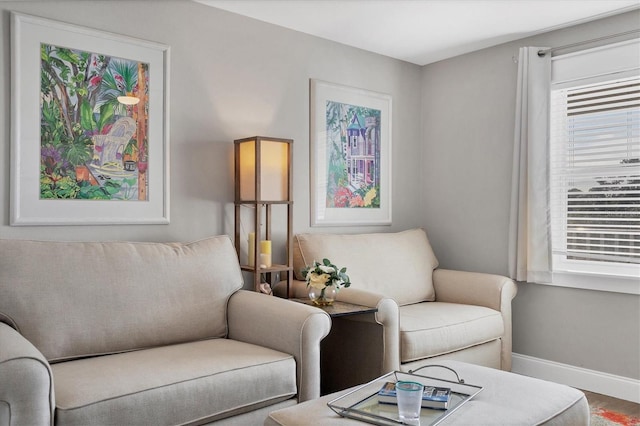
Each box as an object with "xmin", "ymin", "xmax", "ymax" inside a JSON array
[
  {"xmin": 291, "ymin": 298, "xmax": 380, "ymax": 395},
  {"xmin": 290, "ymin": 298, "xmax": 378, "ymax": 318}
]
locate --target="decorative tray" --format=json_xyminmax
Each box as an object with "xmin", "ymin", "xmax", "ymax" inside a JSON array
[{"xmin": 327, "ymin": 365, "xmax": 483, "ymax": 426}]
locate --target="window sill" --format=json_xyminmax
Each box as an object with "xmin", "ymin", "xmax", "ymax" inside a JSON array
[{"xmin": 529, "ymin": 270, "xmax": 639, "ymax": 295}]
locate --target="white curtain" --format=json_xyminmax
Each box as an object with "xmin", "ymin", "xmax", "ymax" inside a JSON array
[{"xmin": 508, "ymin": 47, "xmax": 552, "ymax": 282}]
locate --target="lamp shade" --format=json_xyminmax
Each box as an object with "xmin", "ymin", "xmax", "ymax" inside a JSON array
[{"xmin": 235, "ymin": 137, "xmax": 292, "ymax": 202}]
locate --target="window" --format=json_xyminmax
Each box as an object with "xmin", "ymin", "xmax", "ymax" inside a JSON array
[{"xmin": 549, "ymin": 40, "xmax": 640, "ymax": 284}]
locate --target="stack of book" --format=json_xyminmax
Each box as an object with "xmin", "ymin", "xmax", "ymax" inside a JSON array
[{"xmin": 377, "ymin": 382, "xmax": 451, "ymax": 410}]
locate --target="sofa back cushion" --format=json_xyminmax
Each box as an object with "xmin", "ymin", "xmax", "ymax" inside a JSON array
[
  {"xmin": 0, "ymin": 236, "xmax": 243, "ymax": 362},
  {"xmin": 293, "ymin": 228, "xmax": 439, "ymax": 305}
]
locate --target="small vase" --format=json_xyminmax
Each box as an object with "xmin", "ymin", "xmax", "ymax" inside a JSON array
[{"xmin": 308, "ymin": 285, "xmax": 338, "ymax": 306}]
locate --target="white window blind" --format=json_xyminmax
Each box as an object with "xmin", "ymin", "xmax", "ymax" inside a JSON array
[{"xmin": 550, "ymin": 75, "xmax": 640, "ymax": 277}]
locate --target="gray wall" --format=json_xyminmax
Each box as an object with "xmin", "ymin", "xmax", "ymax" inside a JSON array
[
  {"xmin": 0, "ymin": 1, "xmax": 422, "ymax": 241},
  {"xmin": 420, "ymin": 10, "xmax": 640, "ymax": 379},
  {"xmin": 1, "ymin": 1, "xmax": 638, "ymax": 381}
]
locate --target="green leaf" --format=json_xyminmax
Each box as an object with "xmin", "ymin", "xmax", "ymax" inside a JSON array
[
  {"xmin": 97, "ymin": 103, "xmax": 114, "ymax": 132},
  {"xmin": 50, "ymin": 57, "xmax": 71, "ymax": 82},
  {"xmin": 40, "ymin": 188, "xmax": 55, "ymax": 199},
  {"xmin": 40, "ymin": 45, "xmax": 49, "ymax": 61},
  {"xmin": 323, "ymin": 258, "xmax": 331, "ymax": 266},
  {"xmin": 53, "ymin": 176, "xmax": 80, "ymax": 199},
  {"xmin": 64, "ymin": 138, "xmax": 92, "ymax": 166},
  {"xmin": 41, "ymin": 100, "xmax": 54, "ymax": 122},
  {"xmin": 79, "ymin": 185, "xmax": 109, "ymax": 199},
  {"xmin": 103, "ymin": 180, "xmax": 121, "ymax": 195},
  {"xmin": 56, "ymin": 48, "xmax": 80, "ymax": 65},
  {"xmin": 80, "ymin": 100, "xmax": 97, "ymax": 132}
]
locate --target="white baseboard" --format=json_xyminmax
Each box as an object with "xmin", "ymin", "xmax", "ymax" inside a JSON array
[{"xmin": 512, "ymin": 353, "xmax": 640, "ymax": 404}]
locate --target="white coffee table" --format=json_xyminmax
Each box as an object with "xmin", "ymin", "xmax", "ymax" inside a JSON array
[{"xmin": 265, "ymin": 360, "xmax": 589, "ymax": 425}]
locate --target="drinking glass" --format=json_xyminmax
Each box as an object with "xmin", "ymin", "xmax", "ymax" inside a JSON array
[{"xmin": 396, "ymin": 381, "xmax": 423, "ymax": 424}]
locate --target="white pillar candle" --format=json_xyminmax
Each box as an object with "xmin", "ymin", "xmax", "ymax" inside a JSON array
[{"xmin": 259, "ymin": 240, "xmax": 272, "ymax": 268}]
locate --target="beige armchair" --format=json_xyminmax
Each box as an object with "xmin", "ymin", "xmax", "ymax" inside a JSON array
[{"xmin": 281, "ymin": 228, "xmax": 517, "ymax": 391}]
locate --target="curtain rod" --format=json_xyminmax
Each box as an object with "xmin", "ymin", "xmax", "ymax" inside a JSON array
[{"xmin": 537, "ymin": 29, "xmax": 640, "ymax": 57}]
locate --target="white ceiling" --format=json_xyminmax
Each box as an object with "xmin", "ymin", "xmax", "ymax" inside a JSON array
[{"xmin": 197, "ymin": 0, "xmax": 640, "ymax": 65}]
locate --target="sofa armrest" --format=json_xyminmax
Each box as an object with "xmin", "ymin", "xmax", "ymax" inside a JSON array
[
  {"xmin": 227, "ymin": 290, "xmax": 331, "ymax": 402},
  {"xmin": 0, "ymin": 322, "xmax": 54, "ymax": 426},
  {"xmin": 433, "ymin": 269, "xmax": 517, "ymax": 370}
]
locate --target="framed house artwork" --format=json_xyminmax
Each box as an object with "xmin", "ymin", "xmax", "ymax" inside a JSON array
[
  {"xmin": 310, "ymin": 79, "xmax": 392, "ymax": 226},
  {"xmin": 10, "ymin": 12, "xmax": 170, "ymax": 225}
]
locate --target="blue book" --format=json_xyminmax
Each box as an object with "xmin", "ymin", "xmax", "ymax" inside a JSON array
[{"xmin": 377, "ymin": 382, "xmax": 451, "ymax": 410}]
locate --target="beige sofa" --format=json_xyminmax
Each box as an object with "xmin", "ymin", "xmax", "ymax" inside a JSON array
[
  {"xmin": 280, "ymin": 228, "xmax": 517, "ymax": 390},
  {"xmin": 0, "ymin": 236, "xmax": 331, "ymax": 426}
]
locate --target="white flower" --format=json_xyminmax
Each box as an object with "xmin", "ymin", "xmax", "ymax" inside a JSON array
[
  {"xmin": 318, "ymin": 264, "xmax": 336, "ymax": 274},
  {"xmin": 308, "ymin": 272, "xmax": 330, "ymax": 289},
  {"xmin": 302, "ymin": 258, "xmax": 351, "ymax": 291}
]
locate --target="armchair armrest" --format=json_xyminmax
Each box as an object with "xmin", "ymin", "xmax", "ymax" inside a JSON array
[
  {"xmin": 335, "ymin": 287, "xmax": 400, "ymax": 373},
  {"xmin": 279, "ymin": 279, "xmax": 309, "ymax": 299},
  {"xmin": 433, "ymin": 269, "xmax": 517, "ymax": 310},
  {"xmin": 0, "ymin": 322, "xmax": 54, "ymax": 426},
  {"xmin": 227, "ymin": 290, "xmax": 331, "ymax": 402},
  {"xmin": 433, "ymin": 269, "xmax": 517, "ymax": 370},
  {"xmin": 275, "ymin": 280, "xmax": 401, "ymax": 372}
]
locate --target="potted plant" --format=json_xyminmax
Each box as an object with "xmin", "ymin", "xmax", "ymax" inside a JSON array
[{"xmin": 301, "ymin": 258, "xmax": 351, "ymax": 306}]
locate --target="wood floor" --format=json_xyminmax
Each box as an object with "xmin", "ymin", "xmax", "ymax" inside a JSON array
[{"xmin": 583, "ymin": 390, "xmax": 640, "ymax": 418}]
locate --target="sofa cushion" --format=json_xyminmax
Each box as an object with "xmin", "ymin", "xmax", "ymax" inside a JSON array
[
  {"xmin": 51, "ymin": 339, "xmax": 297, "ymax": 425},
  {"xmin": 293, "ymin": 229, "xmax": 439, "ymax": 305},
  {"xmin": 400, "ymin": 302, "xmax": 504, "ymax": 363},
  {"xmin": 0, "ymin": 236, "xmax": 243, "ymax": 362}
]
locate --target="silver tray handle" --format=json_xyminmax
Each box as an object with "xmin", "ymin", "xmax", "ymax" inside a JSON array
[{"xmin": 407, "ymin": 364, "xmax": 465, "ymax": 384}]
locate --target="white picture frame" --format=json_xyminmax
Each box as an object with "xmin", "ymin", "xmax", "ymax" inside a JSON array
[
  {"xmin": 310, "ymin": 79, "xmax": 392, "ymax": 226},
  {"xmin": 10, "ymin": 12, "xmax": 170, "ymax": 225}
]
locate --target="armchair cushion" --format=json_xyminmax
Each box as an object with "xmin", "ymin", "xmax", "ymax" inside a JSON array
[
  {"xmin": 293, "ymin": 229, "xmax": 439, "ymax": 305},
  {"xmin": 400, "ymin": 302, "xmax": 504, "ymax": 363}
]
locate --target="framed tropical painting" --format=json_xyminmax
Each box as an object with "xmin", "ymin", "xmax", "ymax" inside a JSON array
[
  {"xmin": 10, "ymin": 12, "xmax": 170, "ymax": 225},
  {"xmin": 310, "ymin": 79, "xmax": 392, "ymax": 226}
]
